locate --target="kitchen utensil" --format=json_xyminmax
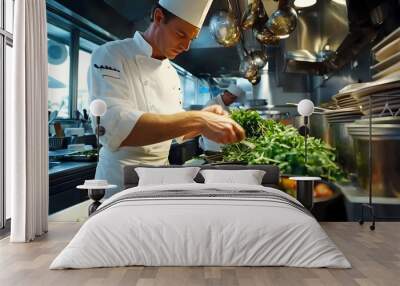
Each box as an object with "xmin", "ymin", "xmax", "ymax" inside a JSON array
[
  {"xmin": 294, "ymin": 0, "xmax": 317, "ymax": 8},
  {"xmin": 75, "ymin": 110, "xmax": 83, "ymax": 120},
  {"xmin": 83, "ymin": 109, "xmax": 89, "ymax": 121},
  {"xmin": 48, "ymin": 100, "xmax": 65, "ymax": 136},
  {"xmin": 241, "ymin": 0, "xmax": 260, "ymax": 30},
  {"xmin": 67, "ymin": 144, "xmax": 86, "ymax": 152},
  {"xmin": 240, "ymin": 55, "xmax": 258, "ymax": 79},
  {"xmin": 64, "ymin": 127, "xmax": 85, "ymax": 137},
  {"xmin": 349, "ymin": 130, "xmax": 400, "ymax": 198},
  {"xmin": 253, "ymin": 23, "xmax": 281, "ymax": 45},
  {"xmin": 256, "ymin": 0, "xmax": 268, "ymax": 22},
  {"xmin": 54, "ymin": 122, "xmax": 64, "ymax": 138},
  {"xmin": 251, "ymin": 50, "xmax": 268, "ymax": 69},
  {"xmin": 210, "ymin": 10, "xmax": 241, "ymax": 47},
  {"xmin": 48, "ymin": 110, "xmax": 59, "ymax": 137},
  {"xmin": 48, "ymin": 110, "xmax": 58, "ymax": 124},
  {"xmin": 249, "ymin": 74, "xmax": 261, "ymax": 85},
  {"xmin": 49, "ymin": 137, "xmax": 66, "ymax": 151},
  {"xmin": 267, "ymin": 5, "xmax": 297, "ymax": 37}
]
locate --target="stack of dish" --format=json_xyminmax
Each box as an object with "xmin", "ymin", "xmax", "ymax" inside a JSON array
[
  {"xmin": 349, "ymin": 74, "xmax": 400, "ymax": 116},
  {"xmin": 319, "ymin": 101, "xmax": 338, "ymax": 110},
  {"xmin": 323, "ymin": 107, "xmax": 363, "ymax": 124},
  {"xmin": 371, "ymin": 27, "xmax": 400, "ymax": 80},
  {"xmin": 333, "ymin": 92, "xmax": 359, "ymax": 109},
  {"xmin": 321, "ymin": 84, "xmax": 366, "ymax": 124}
]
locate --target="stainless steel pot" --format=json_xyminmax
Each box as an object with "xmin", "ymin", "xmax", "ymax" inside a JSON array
[
  {"xmin": 329, "ymin": 123, "xmax": 356, "ymax": 174},
  {"xmin": 348, "ymin": 118, "xmax": 400, "ymax": 197},
  {"xmin": 353, "ymin": 138, "xmax": 400, "ymax": 198}
]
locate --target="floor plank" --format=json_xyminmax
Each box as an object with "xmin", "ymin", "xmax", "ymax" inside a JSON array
[{"xmin": 0, "ymin": 222, "xmax": 399, "ymax": 286}]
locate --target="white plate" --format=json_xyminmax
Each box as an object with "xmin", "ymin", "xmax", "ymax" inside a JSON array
[
  {"xmin": 374, "ymin": 37, "xmax": 400, "ymax": 62},
  {"xmin": 371, "ymin": 50, "xmax": 400, "ymax": 73},
  {"xmin": 372, "ymin": 61, "xmax": 400, "ymax": 80},
  {"xmin": 372, "ymin": 26, "xmax": 400, "ymax": 53}
]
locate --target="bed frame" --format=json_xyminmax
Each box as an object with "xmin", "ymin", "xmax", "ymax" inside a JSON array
[{"xmin": 123, "ymin": 164, "xmax": 281, "ymax": 190}]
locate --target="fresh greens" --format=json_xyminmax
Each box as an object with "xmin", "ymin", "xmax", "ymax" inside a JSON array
[{"xmin": 222, "ymin": 109, "xmax": 347, "ymax": 182}]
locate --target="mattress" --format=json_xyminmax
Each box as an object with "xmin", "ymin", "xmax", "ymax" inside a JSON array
[{"xmin": 50, "ymin": 183, "xmax": 351, "ymax": 269}]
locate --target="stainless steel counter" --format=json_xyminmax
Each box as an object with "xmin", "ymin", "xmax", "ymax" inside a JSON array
[{"xmin": 49, "ymin": 161, "xmax": 97, "ymax": 175}]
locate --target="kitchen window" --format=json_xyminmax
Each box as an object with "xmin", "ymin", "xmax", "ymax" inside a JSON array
[
  {"xmin": 197, "ymin": 80, "xmax": 211, "ymax": 106},
  {"xmin": 47, "ymin": 21, "xmax": 100, "ymax": 120},
  {"xmin": 179, "ymin": 74, "xmax": 211, "ymax": 109},
  {"xmin": 47, "ymin": 37, "xmax": 71, "ymax": 119},
  {"xmin": 180, "ymin": 75, "xmax": 196, "ymax": 108}
]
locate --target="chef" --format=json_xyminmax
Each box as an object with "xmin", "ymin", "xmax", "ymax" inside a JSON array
[
  {"xmin": 205, "ymin": 84, "xmax": 246, "ymax": 112},
  {"xmin": 199, "ymin": 84, "xmax": 246, "ymax": 153},
  {"xmin": 88, "ymin": 0, "xmax": 246, "ymax": 193}
]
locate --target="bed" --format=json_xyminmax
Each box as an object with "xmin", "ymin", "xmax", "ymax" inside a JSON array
[{"xmin": 50, "ymin": 164, "xmax": 351, "ymax": 269}]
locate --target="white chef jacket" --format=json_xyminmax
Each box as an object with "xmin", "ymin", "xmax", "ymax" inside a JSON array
[
  {"xmin": 88, "ymin": 32, "xmax": 184, "ymax": 194},
  {"xmin": 205, "ymin": 94, "xmax": 230, "ymax": 112}
]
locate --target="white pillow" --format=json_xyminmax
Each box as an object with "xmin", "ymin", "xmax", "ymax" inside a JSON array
[
  {"xmin": 200, "ymin": 169, "xmax": 266, "ymax": 185},
  {"xmin": 135, "ymin": 167, "xmax": 201, "ymax": 186}
]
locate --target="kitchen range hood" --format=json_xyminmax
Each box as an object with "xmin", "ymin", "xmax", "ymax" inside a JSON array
[{"xmin": 280, "ymin": 0, "xmax": 386, "ymax": 75}]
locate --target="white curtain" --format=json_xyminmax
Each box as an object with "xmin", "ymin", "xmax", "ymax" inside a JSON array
[{"xmin": 8, "ymin": 0, "xmax": 49, "ymax": 242}]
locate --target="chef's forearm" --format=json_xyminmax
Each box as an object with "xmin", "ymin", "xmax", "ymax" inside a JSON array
[{"xmin": 120, "ymin": 111, "xmax": 204, "ymax": 147}]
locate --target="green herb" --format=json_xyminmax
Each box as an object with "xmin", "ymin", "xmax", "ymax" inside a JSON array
[{"xmin": 223, "ymin": 109, "xmax": 348, "ymax": 182}]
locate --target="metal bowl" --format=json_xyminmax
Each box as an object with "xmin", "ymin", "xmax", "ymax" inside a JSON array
[
  {"xmin": 210, "ymin": 11, "xmax": 241, "ymax": 47},
  {"xmin": 249, "ymin": 74, "xmax": 261, "ymax": 85},
  {"xmin": 266, "ymin": 6, "xmax": 298, "ymax": 37},
  {"xmin": 251, "ymin": 51, "xmax": 268, "ymax": 69},
  {"xmin": 246, "ymin": 69, "xmax": 261, "ymax": 85},
  {"xmin": 240, "ymin": 55, "xmax": 258, "ymax": 79}
]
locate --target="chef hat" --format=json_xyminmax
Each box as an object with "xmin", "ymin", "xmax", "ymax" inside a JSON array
[
  {"xmin": 226, "ymin": 84, "xmax": 246, "ymax": 98},
  {"xmin": 159, "ymin": 0, "xmax": 213, "ymax": 29}
]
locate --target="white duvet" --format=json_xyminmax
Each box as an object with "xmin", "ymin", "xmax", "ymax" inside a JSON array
[{"xmin": 50, "ymin": 183, "xmax": 351, "ymax": 269}]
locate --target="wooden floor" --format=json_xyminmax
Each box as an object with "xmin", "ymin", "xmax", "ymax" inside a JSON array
[{"xmin": 1, "ymin": 222, "xmax": 399, "ymax": 286}]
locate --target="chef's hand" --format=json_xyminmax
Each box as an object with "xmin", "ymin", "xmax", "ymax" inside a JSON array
[
  {"xmin": 202, "ymin": 105, "xmax": 228, "ymax": 116},
  {"xmin": 199, "ymin": 111, "xmax": 246, "ymax": 144}
]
